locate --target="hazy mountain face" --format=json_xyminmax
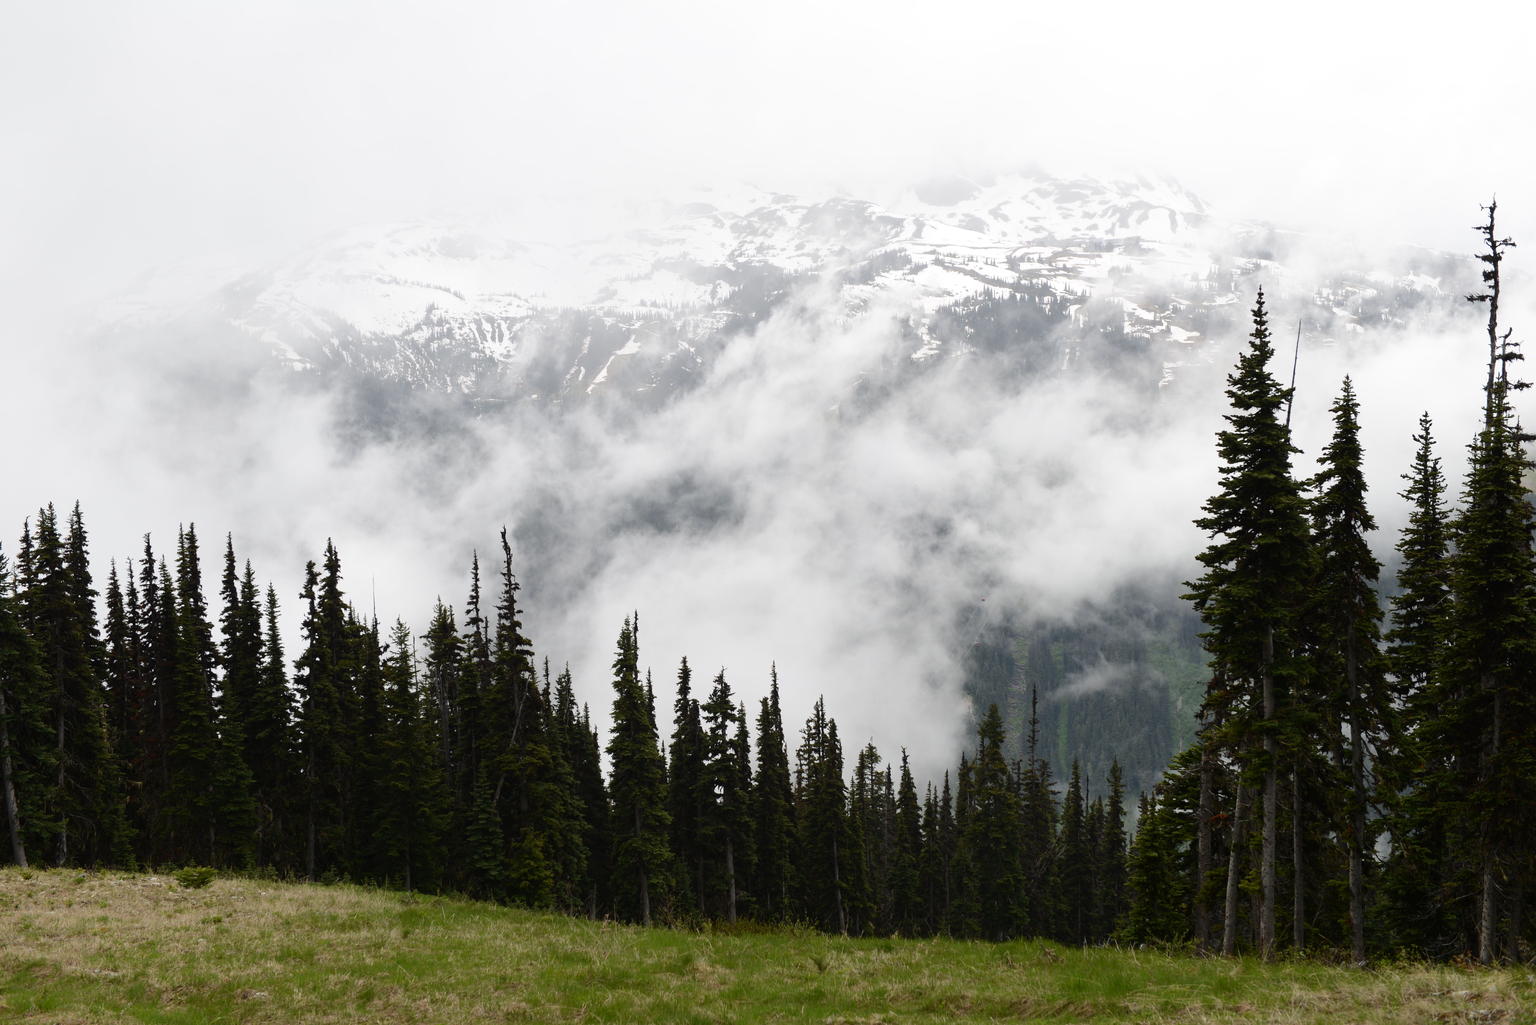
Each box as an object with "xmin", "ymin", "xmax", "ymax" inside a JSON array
[
  {"xmin": 50, "ymin": 173, "xmax": 1496, "ymax": 786},
  {"xmin": 196, "ymin": 173, "xmax": 1460, "ymax": 407}
]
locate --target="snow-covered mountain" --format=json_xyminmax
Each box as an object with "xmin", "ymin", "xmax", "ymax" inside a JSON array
[{"xmin": 162, "ymin": 172, "xmax": 1464, "ymax": 404}]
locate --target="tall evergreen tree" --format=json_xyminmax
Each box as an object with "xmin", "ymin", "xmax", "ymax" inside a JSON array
[
  {"xmin": 962, "ymin": 705, "xmax": 1025, "ymax": 940},
  {"xmin": 293, "ymin": 543, "xmax": 355, "ymax": 880},
  {"xmin": 102, "ymin": 562, "xmax": 133, "ymax": 780},
  {"xmin": 483, "ymin": 534, "xmax": 578, "ymax": 908},
  {"xmin": 0, "ymin": 545, "xmax": 49, "ymax": 867},
  {"xmin": 699, "ymin": 669, "xmax": 752, "ymax": 922},
  {"xmin": 606, "ymin": 617, "xmax": 671, "ymax": 925},
  {"xmin": 1186, "ymin": 290, "xmax": 1314, "ymax": 959},
  {"xmin": 751, "ymin": 666, "xmax": 795, "ymax": 921},
  {"xmin": 1443, "ymin": 202, "xmax": 1536, "ymax": 963},
  {"xmin": 667, "ymin": 656, "xmax": 706, "ymax": 910},
  {"xmin": 1122, "ymin": 789, "xmax": 1188, "ymax": 943},
  {"xmin": 1309, "ymin": 376, "xmax": 1388, "ymax": 961},
  {"xmin": 1381, "ymin": 415, "xmax": 1458, "ymax": 953},
  {"xmin": 1096, "ymin": 760, "xmax": 1129, "ymax": 938},
  {"xmin": 459, "ymin": 553, "xmax": 491, "ymax": 807},
  {"xmin": 1017, "ymin": 687, "xmax": 1059, "ymax": 936},
  {"xmin": 554, "ymin": 665, "xmax": 609, "ymax": 917},
  {"xmin": 131, "ymin": 538, "xmax": 174, "ymax": 862},
  {"xmin": 1058, "ymin": 760, "xmax": 1091, "ymax": 943},
  {"xmin": 19, "ymin": 506, "xmax": 124, "ymax": 866},
  {"xmin": 890, "ymin": 750, "xmax": 924, "ymax": 935},
  {"xmin": 795, "ymin": 698, "xmax": 863, "ymax": 934},
  {"xmin": 849, "ymin": 743, "xmax": 893, "ymax": 933},
  {"xmin": 376, "ymin": 619, "xmax": 445, "ymax": 892},
  {"xmin": 171, "ymin": 526, "xmax": 255, "ymax": 867}
]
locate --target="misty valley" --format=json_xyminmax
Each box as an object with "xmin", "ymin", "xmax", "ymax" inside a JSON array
[{"xmin": 3, "ymin": 179, "xmax": 1532, "ymax": 975}]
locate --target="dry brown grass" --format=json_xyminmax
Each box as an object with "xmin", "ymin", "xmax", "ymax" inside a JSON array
[{"xmin": 1, "ymin": 868, "xmax": 1532, "ymax": 1024}]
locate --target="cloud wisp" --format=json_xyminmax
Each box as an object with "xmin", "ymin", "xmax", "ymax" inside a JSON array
[{"xmin": 6, "ymin": 218, "xmax": 1521, "ymax": 787}]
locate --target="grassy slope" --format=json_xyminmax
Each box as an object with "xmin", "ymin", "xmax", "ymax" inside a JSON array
[{"xmin": 2, "ymin": 869, "xmax": 1532, "ymax": 1025}]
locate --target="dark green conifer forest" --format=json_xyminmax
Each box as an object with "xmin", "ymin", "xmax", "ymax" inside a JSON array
[{"xmin": 0, "ymin": 206, "xmax": 1531, "ymax": 962}]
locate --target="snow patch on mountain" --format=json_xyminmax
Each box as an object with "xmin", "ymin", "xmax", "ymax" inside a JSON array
[{"xmin": 128, "ymin": 172, "xmax": 1460, "ymax": 402}]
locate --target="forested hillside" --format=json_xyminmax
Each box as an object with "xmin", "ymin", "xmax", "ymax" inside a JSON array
[
  {"xmin": 0, "ymin": 512, "xmax": 1131, "ymax": 942},
  {"xmin": 1124, "ymin": 205, "xmax": 1536, "ymax": 964}
]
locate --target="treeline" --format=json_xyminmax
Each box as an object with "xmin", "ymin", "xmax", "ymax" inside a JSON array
[
  {"xmin": 1124, "ymin": 205, "xmax": 1536, "ymax": 964},
  {"xmin": 0, "ymin": 512, "xmax": 1130, "ymax": 940}
]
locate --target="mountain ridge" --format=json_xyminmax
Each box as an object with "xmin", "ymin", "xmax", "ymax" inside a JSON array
[{"xmin": 129, "ymin": 173, "xmax": 1462, "ymax": 405}]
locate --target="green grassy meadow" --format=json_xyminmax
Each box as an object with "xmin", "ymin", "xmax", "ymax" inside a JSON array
[{"xmin": 2, "ymin": 868, "xmax": 1531, "ymax": 1024}]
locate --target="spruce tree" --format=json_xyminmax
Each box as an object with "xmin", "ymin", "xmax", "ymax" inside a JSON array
[
  {"xmin": 667, "ymin": 656, "xmax": 706, "ymax": 910},
  {"xmin": 930, "ymin": 774, "xmax": 957, "ymax": 932},
  {"xmin": 484, "ymin": 534, "xmax": 578, "ymax": 909},
  {"xmin": 795, "ymin": 697, "xmax": 859, "ymax": 933},
  {"xmin": 218, "ymin": 539, "xmax": 260, "ymax": 773},
  {"xmin": 103, "ymin": 561, "xmax": 133, "ymax": 782},
  {"xmin": 0, "ymin": 545, "xmax": 49, "ymax": 866},
  {"xmin": 377, "ymin": 619, "xmax": 445, "ymax": 892},
  {"xmin": 466, "ymin": 766, "xmax": 509, "ymax": 901},
  {"xmin": 731, "ymin": 704, "xmax": 757, "ymax": 915},
  {"xmin": 963, "ymin": 705, "xmax": 1025, "ymax": 940},
  {"xmin": 350, "ymin": 615, "xmax": 389, "ymax": 880},
  {"xmin": 1122, "ymin": 790, "xmax": 1187, "ymax": 943},
  {"xmin": 700, "ymin": 669, "xmax": 752, "ymax": 922},
  {"xmin": 571, "ymin": 696, "xmax": 611, "ymax": 917},
  {"xmin": 555, "ymin": 665, "xmax": 609, "ymax": 917},
  {"xmin": 751, "ymin": 666, "xmax": 796, "ymax": 921},
  {"xmin": 1017, "ymin": 688, "xmax": 1060, "ymax": 936},
  {"xmin": 1058, "ymin": 760, "xmax": 1091, "ymax": 943},
  {"xmin": 606, "ymin": 617, "xmax": 671, "ymax": 924},
  {"xmin": 1443, "ymin": 202, "xmax": 1536, "ymax": 963},
  {"xmin": 170, "ymin": 526, "xmax": 255, "ymax": 867},
  {"xmin": 132, "ymin": 537, "xmax": 177, "ymax": 863},
  {"xmin": 1186, "ymin": 290, "xmax": 1314, "ymax": 958},
  {"xmin": 847, "ymin": 743, "xmax": 888, "ymax": 934},
  {"xmin": 1381, "ymin": 415, "xmax": 1458, "ymax": 953},
  {"xmin": 1388, "ymin": 414, "xmax": 1453, "ymax": 704},
  {"xmin": 19, "ymin": 505, "xmax": 123, "ymax": 866},
  {"xmin": 459, "ymin": 554, "xmax": 491, "ymax": 808},
  {"xmin": 1098, "ymin": 761, "xmax": 1129, "ymax": 937},
  {"xmin": 1309, "ymin": 376, "xmax": 1388, "ymax": 960},
  {"xmin": 891, "ymin": 750, "xmax": 924, "ymax": 935},
  {"xmin": 293, "ymin": 543, "xmax": 355, "ymax": 880}
]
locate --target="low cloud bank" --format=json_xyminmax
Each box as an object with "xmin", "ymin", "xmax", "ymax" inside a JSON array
[{"xmin": 3, "ymin": 245, "xmax": 1519, "ymax": 784}]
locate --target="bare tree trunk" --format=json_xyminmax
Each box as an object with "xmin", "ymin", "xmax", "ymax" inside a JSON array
[
  {"xmin": 1292, "ymin": 758, "xmax": 1304, "ymax": 954},
  {"xmin": 1507, "ymin": 876, "xmax": 1524, "ymax": 963},
  {"xmin": 306, "ymin": 752, "xmax": 317, "ymax": 883},
  {"xmin": 1195, "ymin": 739, "xmax": 1214, "ymax": 950},
  {"xmin": 1222, "ymin": 783, "xmax": 1251, "ymax": 956},
  {"xmin": 832, "ymin": 835, "xmax": 846, "ymax": 935},
  {"xmin": 635, "ymin": 804, "xmax": 651, "ymax": 928},
  {"xmin": 1479, "ymin": 854, "xmax": 1498, "ymax": 965},
  {"xmin": 1260, "ymin": 626, "xmax": 1277, "ymax": 961},
  {"xmin": 725, "ymin": 836, "xmax": 738, "ymax": 924},
  {"xmin": 942, "ymin": 850, "xmax": 952, "ymax": 934},
  {"xmin": 0, "ymin": 687, "xmax": 28, "ymax": 868},
  {"xmin": 1348, "ymin": 634, "xmax": 1366, "ymax": 963},
  {"xmin": 1478, "ymin": 678, "xmax": 1501, "ymax": 965},
  {"xmin": 55, "ymin": 703, "xmax": 67, "ymax": 867}
]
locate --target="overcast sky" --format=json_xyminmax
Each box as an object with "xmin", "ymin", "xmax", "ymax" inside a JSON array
[{"xmin": 4, "ymin": 0, "xmax": 1535, "ymax": 317}]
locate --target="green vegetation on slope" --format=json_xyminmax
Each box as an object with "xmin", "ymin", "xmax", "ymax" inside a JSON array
[{"xmin": 2, "ymin": 869, "xmax": 1532, "ymax": 1025}]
